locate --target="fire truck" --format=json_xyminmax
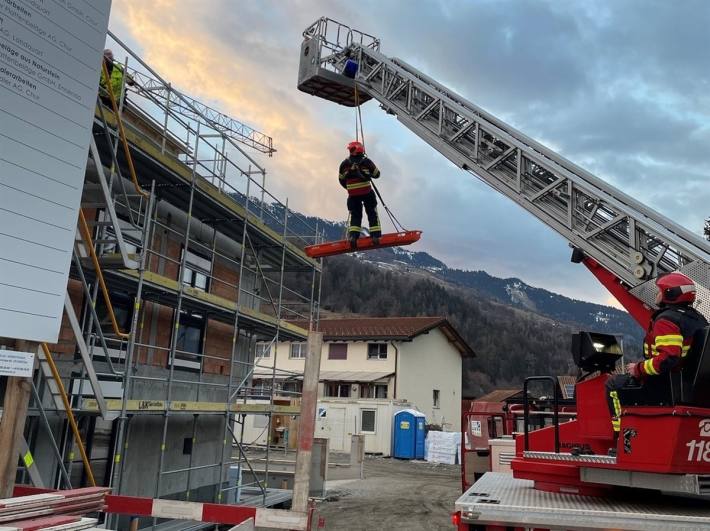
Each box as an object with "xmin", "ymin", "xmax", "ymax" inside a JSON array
[{"xmin": 297, "ymin": 17, "xmax": 710, "ymax": 530}]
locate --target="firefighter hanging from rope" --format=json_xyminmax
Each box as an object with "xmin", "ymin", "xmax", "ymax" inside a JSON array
[
  {"xmin": 303, "ymin": 75, "xmax": 421, "ymax": 259},
  {"xmin": 339, "ymin": 140, "xmax": 382, "ymax": 249}
]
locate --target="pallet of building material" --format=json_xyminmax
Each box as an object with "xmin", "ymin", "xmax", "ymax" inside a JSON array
[
  {"xmin": 0, "ymin": 488, "xmax": 109, "ymax": 511},
  {"xmin": 0, "ymin": 495, "xmax": 107, "ymax": 520},
  {"xmin": 0, "ymin": 488, "xmax": 109, "ymax": 526},
  {"xmin": 40, "ymin": 518, "xmax": 99, "ymax": 531},
  {"xmin": 0, "ymin": 499, "xmax": 106, "ymax": 521},
  {"xmin": 0, "ymin": 514, "xmax": 98, "ymax": 531},
  {"xmin": 0, "ymin": 494, "xmax": 65, "ymax": 511}
]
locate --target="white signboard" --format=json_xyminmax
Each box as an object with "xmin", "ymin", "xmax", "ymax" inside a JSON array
[
  {"xmin": 0, "ymin": 0, "xmax": 111, "ymax": 342},
  {"xmin": 0, "ymin": 350, "xmax": 35, "ymax": 377}
]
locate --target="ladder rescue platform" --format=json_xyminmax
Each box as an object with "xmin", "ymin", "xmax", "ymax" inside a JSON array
[{"xmin": 305, "ymin": 230, "xmax": 422, "ymax": 258}]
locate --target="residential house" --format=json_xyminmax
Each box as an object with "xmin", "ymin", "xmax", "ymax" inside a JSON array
[{"xmin": 248, "ymin": 317, "xmax": 475, "ymax": 454}]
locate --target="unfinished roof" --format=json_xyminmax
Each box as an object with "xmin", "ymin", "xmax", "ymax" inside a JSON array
[{"xmin": 290, "ymin": 316, "xmax": 475, "ymax": 357}]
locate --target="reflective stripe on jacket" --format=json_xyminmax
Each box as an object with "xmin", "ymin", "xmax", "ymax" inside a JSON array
[
  {"xmin": 100, "ymin": 62, "xmax": 126, "ymax": 101},
  {"xmin": 639, "ymin": 306, "xmax": 707, "ymax": 376},
  {"xmin": 338, "ymin": 156, "xmax": 380, "ymax": 196}
]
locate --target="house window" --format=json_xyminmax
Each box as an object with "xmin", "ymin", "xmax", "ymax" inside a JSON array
[
  {"xmin": 433, "ymin": 389, "xmax": 440, "ymax": 408},
  {"xmin": 360, "ymin": 409, "xmax": 376, "ymax": 433},
  {"xmin": 251, "ymin": 380, "xmax": 270, "ymax": 397},
  {"xmin": 324, "ymin": 382, "xmax": 351, "ymax": 398},
  {"xmin": 367, "ymin": 343, "xmax": 387, "ymax": 360},
  {"xmin": 360, "ymin": 383, "xmax": 388, "ymax": 399},
  {"xmin": 181, "ymin": 248, "xmax": 211, "ymax": 292},
  {"xmin": 290, "ymin": 342, "xmax": 307, "ymax": 359},
  {"xmin": 255, "ymin": 342, "xmax": 271, "ymax": 358},
  {"xmin": 328, "ymin": 343, "xmax": 347, "ymax": 360},
  {"xmin": 175, "ymin": 311, "xmax": 204, "ymax": 369},
  {"xmin": 281, "ymin": 380, "xmax": 302, "ymax": 395}
]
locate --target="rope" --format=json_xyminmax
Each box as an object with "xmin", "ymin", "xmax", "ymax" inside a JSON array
[
  {"xmin": 353, "ymin": 81, "xmax": 407, "ymax": 233},
  {"xmin": 354, "ymin": 84, "xmax": 360, "ymax": 144},
  {"xmin": 372, "ymin": 182, "xmax": 406, "ymax": 232},
  {"xmin": 354, "ymin": 84, "xmax": 365, "ymax": 147}
]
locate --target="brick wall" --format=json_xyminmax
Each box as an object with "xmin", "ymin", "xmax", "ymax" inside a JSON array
[
  {"xmin": 162, "ymin": 234, "xmax": 182, "ymax": 282},
  {"xmin": 203, "ymin": 320, "xmax": 234, "ymax": 375},
  {"xmin": 134, "ymin": 300, "xmax": 241, "ymax": 376},
  {"xmin": 210, "ymin": 256, "xmax": 238, "ymax": 301},
  {"xmin": 49, "ymin": 279, "xmax": 84, "ymax": 357},
  {"xmin": 136, "ymin": 301, "xmax": 173, "ymax": 366}
]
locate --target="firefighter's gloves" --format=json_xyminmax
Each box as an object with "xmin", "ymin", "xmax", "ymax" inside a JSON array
[{"xmin": 626, "ymin": 362, "xmax": 641, "ymax": 380}]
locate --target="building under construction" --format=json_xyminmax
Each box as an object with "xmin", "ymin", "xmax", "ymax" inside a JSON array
[{"xmin": 1, "ymin": 31, "xmax": 322, "ymax": 521}]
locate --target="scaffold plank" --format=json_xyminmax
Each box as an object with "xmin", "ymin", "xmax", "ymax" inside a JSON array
[
  {"xmin": 113, "ymin": 271, "xmax": 308, "ymax": 339},
  {"xmin": 0, "ymin": 488, "xmax": 107, "ymax": 530},
  {"xmin": 231, "ymin": 404, "xmax": 301, "ymax": 415},
  {"xmin": 80, "ymin": 400, "xmax": 301, "ymax": 415},
  {"xmin": 94, "ymin": 112, "xmax": 316, "ymax": 269}
]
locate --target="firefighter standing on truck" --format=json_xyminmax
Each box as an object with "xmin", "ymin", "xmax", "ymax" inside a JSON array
[
  {"xmin": 339, "ymin": 141, "xmax": 382, "ymax": 249},
  {"xmin": 606, "ymin": 272, "xmax": 708, "ymax": 450}
]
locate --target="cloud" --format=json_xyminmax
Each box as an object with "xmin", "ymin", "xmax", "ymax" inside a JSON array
[
  {"xmin": 108, "ymin": 1, "xmax": 710, "ymax": 305},
  {"xmin": 109, "ymin": 0, "xmax": 356, "ymax": 221}
]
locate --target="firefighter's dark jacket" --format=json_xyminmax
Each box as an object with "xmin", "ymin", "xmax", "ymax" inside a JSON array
[
  {"xmin": 638, "ymin": 304, "xmax": 708, "ymax": 377},
  {"xmin": 338, "ymin": 155, "xmax": 380, "ymax": 196}
]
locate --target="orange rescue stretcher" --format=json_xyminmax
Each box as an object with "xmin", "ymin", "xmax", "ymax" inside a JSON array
[{"xmin": 304, "ymin": 230, "xmax": 422, "ymax": 259}]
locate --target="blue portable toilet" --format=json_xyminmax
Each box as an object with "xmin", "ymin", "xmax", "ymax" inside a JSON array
[
  {"xmin": 393, "ymin": 409, "xmax": 426, "ymax": 459},
  {"xmin": 414, "ymin": 413, "xmax": 426, "ymax": 459}
]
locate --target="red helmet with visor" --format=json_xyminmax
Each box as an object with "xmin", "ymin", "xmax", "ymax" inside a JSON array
[
  {"xmin": 347, "ymin": 141, "xmax": 365, "ymax": 155},
  {"xmin": 656, "ymin": 272, "xmax": 696, "ymax": 305}
]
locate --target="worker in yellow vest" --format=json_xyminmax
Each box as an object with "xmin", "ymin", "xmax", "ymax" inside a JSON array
[{"xmin": 99, "ymin": 49, "xmax": 134, "ymax": 107}]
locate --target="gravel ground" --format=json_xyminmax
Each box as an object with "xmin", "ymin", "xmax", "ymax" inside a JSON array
[{"xmin": 313, "ymin": 456, "xmax": 461, "ymax": 530}]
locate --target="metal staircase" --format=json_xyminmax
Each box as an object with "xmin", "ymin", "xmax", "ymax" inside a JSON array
[{"xmin": 299, "ymin": 17, "xmax": 710, "ymax": 316}]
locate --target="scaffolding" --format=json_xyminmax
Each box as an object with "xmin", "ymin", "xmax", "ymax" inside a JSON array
[{"xmin": 14, "ymin": 31, "xmax": 323, "ymax": 528}]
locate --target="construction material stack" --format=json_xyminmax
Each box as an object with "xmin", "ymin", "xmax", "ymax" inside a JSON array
[{"xmin": 0, "ymin": 488, "xmax": 110, "ymax": 531}]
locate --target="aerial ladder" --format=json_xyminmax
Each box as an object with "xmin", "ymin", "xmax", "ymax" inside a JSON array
[
  {"xmin": 298, "ymin": 17, "xmax": 710, "ymax": 326},
  {"xmin": 298, "ymin": 17, "xmax": 710, "ymax": 530}
]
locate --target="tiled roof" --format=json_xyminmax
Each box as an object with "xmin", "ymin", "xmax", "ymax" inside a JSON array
[
  {"xmin": 557, "ymin": 375, "xmax": 577, "ymax": 399},
  {"xmin": 289, "ymin": 316, "xmax": 475, "ymax": 357},
  {"xmin": 474, "ymin": 389, "xmax": 521, "ymax": 403}
]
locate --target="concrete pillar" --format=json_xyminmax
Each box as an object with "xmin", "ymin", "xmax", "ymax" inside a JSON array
[
  {"xmin": 292, "ymin": 331, "xmax": 322, "ymax": 512},
  {"xmin": 350, "ymin": 434, "xmax": 365, "ymax": 480},
  {"xmin": 309, "ymin": 437, "xmax": 329, "ymax": 497}
]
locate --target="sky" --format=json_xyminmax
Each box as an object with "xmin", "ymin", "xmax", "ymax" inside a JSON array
[{"xmin": 107, "ymin": 0, "xmax": 710, "ymax": 306}]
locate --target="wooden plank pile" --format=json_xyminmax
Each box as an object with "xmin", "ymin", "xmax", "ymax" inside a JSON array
[{"xmin": 0, "ymin": 487, "xmax": 110, "ymax": 531}]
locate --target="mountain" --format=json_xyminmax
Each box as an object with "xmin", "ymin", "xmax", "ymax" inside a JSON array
[
  {"xmin": 362, "ymin": 246, "xmax": 641, "ymax": 343},
  {"xmin": 279, "ymin": 211, "xmax": 642, "ymax": 342}
]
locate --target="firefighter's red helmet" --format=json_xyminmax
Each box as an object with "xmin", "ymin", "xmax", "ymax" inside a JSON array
[
  {"xmin": 347, "ymin": 141, "xmax": 364, "ymax": 155},
  {"xmin": 656, "ymin": 272, "xmax": 696, "ymax": 304}
]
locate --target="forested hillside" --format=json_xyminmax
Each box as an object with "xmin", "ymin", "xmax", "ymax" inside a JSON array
[{"xmin": 320, "ymin": 256, "xmax": 586, "ymax": 396}]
